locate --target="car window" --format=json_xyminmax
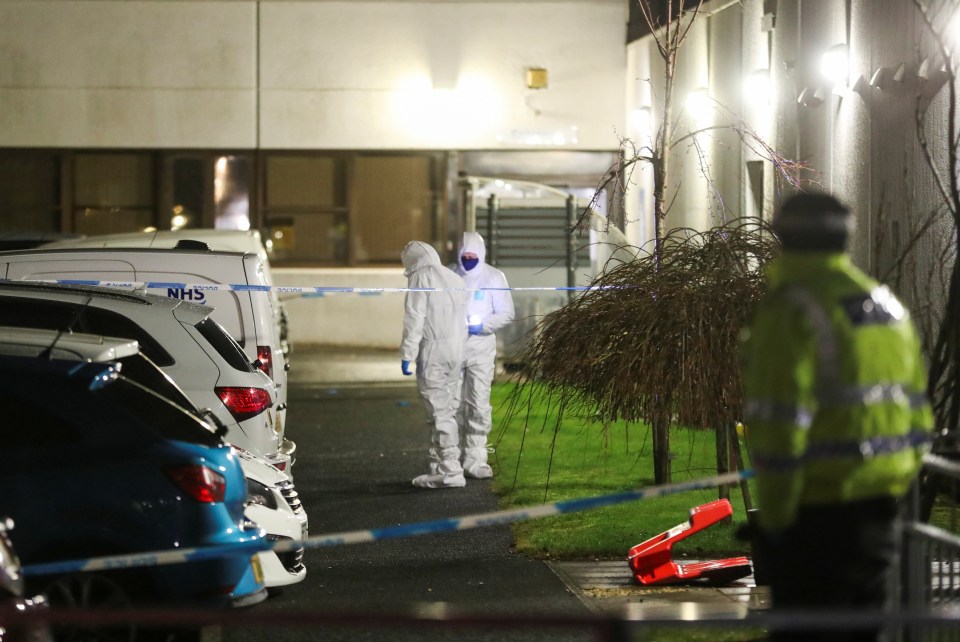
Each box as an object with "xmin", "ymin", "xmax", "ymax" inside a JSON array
[
  {"xmin": 96, "ymin": 377, "xmax": 222, "ymax": 447},
  {"xmin": 0, "ymin": 393, "xmax": 84, "ymax": 449},
  {"xmin": 116, "ymin": 353, "xmax": 197, "ymax": 412},
  {"xmin": 0, "ymin": 298, "xmax": 175, "ymax": 366},
  {"xmin": 195, "ymin": 318, "xmax": 256, "ymax": 373}
]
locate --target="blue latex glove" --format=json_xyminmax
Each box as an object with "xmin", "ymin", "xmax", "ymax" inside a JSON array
[
  {"xmin": 401, "ymin": 360, "xmax": 413, "ymax": 376},
  {"xmin": 468, "ymin": 321, "xmax": 484, "ymax": 336}
]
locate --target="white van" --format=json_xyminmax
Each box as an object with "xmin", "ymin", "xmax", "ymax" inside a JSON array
[
  {"xmin": 42, "ymin": 229, "xmax": 291, "ymax": 359},
  {"xmin": 0, "ymin": 247, "xmax": 293, "ymax": 466}
]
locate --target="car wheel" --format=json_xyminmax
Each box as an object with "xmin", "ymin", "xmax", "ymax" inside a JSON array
[{"xmin": 43, "ymin": 573, "xmax": 137, "ymax": 642}]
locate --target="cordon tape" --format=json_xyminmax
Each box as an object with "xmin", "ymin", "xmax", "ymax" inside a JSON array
[
  {"xmin": 23, "ymin": 470, "xmax": 752, "ymax": 577},
  {"xmin": 29, "ymin": 279, "xmax": 613, "ymax": 295},
  {"xmin": 17, "ymin": 278, "xmax": 744, "ymax": 576}
]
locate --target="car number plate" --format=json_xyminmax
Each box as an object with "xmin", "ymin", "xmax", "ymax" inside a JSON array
[{"xmin": 251, "ymin": 554, "xmax": 264, "ymax": 584}]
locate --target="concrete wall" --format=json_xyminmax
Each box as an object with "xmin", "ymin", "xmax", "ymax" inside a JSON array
[
  {"xmin": 0, "ymin": 0, "xmax": 626, "ymax": 151},
  {"xmin": 274, "ymin": 267, "xmax": 406, "ymax": 349},
  {"xmin": 0, "ymin": 2, "xmax": 258, "ymax": 148}
]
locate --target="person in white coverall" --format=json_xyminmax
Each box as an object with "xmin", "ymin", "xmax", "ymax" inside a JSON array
[
  {"xmin": 450, "ymin": 232, "xmax": 515, "ymax": 479},
  {"xmin": 400, "ymin": 241, "xmax": 469, "ymax": 489}
]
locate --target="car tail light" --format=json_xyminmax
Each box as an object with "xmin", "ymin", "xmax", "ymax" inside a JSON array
[
  {"xmin": 166, "ymin": 465, "xmax": 226, "ymax": 503},
  {"xmin": 216, "ymin": 386, "xmax": 272, "ymax": 422},
  {"xmin": 256, "ymin": 346, "xmax": 273, "ymax": 380}
]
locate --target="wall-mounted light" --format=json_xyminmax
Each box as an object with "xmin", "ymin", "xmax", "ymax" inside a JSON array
[
  {"xmin": 630, "ymin": 106, "xmax": 654, "ymax": 149},
  {"xmin": 743, "ymin": 69, "xmax": 773, "ymax": 105},
  {"xmin": 798, "ymin": 43, "xmax": 851, "ymax": 107},
  {"xmin": 630, "ymin": 106, "xmax": 652, "ymax": 133},
  {"xmin": 819, "ymin": 44, "xmax": 849, "ymax": 85},
  {"xmin": 526, "ymin": 67, "xmax": 548, "ymax": 90},
  {"xmin": 685, "ymin": 88, "xmax": 713, "ymax": 127},
  {"xmin": 395, "ymin": 72, "xmax": 498, "ymax": 138}
]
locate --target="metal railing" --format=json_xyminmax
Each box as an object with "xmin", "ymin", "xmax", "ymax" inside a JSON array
[{"xmin": 902, "ymin": 454, "xmax": 960, "ymax": 641}]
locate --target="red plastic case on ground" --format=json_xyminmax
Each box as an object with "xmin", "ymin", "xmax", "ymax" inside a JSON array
[{"xmin": 627, "ymin": 499, "xmax": 752, "ymax": 586}]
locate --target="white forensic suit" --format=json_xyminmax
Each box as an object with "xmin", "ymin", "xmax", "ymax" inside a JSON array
[
  {"xmin": 450, "ymin": 232, "xmax": 515, "ymax": 479},
  {"xmin": 400, "ymin": 241, "xmax": 469, "ymax": 489}
]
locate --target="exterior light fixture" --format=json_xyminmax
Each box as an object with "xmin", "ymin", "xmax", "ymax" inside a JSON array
[
  {"xmin": 525, "ymin": 67, "xmax": 548, "ymax": 90},
  {"xmin": 819, "ymin": 44, "xmax": 849, "ymax": 85},
  {"xmin": 630, "ymin": 107, "xmax": 654, "ymax": 148},
  {"xmin": 630, "ymin": 107, "xmax": 652, "ymax": 133},
  {"xmin": 743, "ymin": 69, "xmax": 773, "ymax": 104},
  {"xmin": 684, "ymin": 88, "xmax": 713, "ymax": 126},
  {"xmin": 799, "ymin": 44, "xmax": 851, "ymax": 107}
]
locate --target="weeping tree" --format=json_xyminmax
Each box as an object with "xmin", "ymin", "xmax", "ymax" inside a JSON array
[{"xmin": 510, "ymin": 219, "xmax": 777, "ymax": 430}]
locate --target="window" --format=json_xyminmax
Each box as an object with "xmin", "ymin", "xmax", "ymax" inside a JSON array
[
  {"xmin": 213, "ymin": 155, "xmax": 252, "ymax": 231},
  {"xmin": 100, "ymin": 377, "xmax": 221, "ymax": 447},
  {"xmin": 1, "ymin": 392, "xmax": 83, "ymax": 449},
  {"xmin": 0, "ymin": 149, "xmax": 449, "ymax": 267},
  {"xmin": 263, "ymin": 155, "xmax": 349, "ymax": 264},
  {"xmin": 195, "ymin": 318, "xmax": 256, "ymax": 373},
  {"xmin": 0, "ymin": 152, "xmax": 61, "ymax": 232},
  {"xmin": 74, "ymin": 153, "xmax": 155, "ymax": 234},
  {"xmin": 171, "ymin": 157, "xmax": 205, "ymax": 229},
  {"xmin": 262, "ymin": 152, "xmax": 444, "ymax": 266},
  {"xmin": 162, "ymin": 153, "xmax": 254, "ymax": 231},
  {"xmin": 352, "ymin": 155, "xmax": 436, "ymax": 264},
  {"xmin": 0, "ymin": 298, "xmax": 175, "ymax": 367}
]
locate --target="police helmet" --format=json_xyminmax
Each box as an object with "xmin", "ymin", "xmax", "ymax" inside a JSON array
[{"xmin": 772, "ymin": 193, "xmax": 853, "ymax": 252}]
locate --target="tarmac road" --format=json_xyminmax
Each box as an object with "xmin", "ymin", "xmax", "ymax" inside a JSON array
[{"xmin": 221, "ymin": 356, "xmax": 597, "ymax": 642}]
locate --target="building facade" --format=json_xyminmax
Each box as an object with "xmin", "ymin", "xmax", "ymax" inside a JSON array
[
  {"xmin": 1, "ymin": 0, "xmax": 954, "ymax": 348},
  {"xmin": 625, "ymin": 0, "xmax": 954, "ymax": 347}
]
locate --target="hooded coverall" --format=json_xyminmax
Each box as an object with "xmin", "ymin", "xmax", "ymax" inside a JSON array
[
  {"xmin": 741, "ymin": 252, "xmax": 933, "ymax": 641},
  {"xmin": 401, "ymin": 241, "xmax": 469, "ymax": 488},
  {"xmin": 449, "ymin": 232, "xmax": 515, "ymax": 478}
]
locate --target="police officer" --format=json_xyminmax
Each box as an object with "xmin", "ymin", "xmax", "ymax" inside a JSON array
[{"xmin": 741, "ymin": 193, "xmax": 933, "ymax": 641}]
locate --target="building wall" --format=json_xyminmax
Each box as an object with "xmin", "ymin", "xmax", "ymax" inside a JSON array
[
  {"xmin": 0, "ymin": 0, "xmax": 626, "ymax": 151},
  {"xmin": 624, "ymin": 0, "xmax": 953, "ymax": 345},
  {"xmin": 274, "ymin": 267, "xmax": 406, "ymax": 348},
  {"xmin": 0, "ymin": 2, "xmax": 258, "ymax": 148}
]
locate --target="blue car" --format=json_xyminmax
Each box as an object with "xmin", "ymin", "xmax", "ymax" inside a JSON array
[{"xmin": 0, "ymin": 355, "xmax": 268, "ymax": 620}]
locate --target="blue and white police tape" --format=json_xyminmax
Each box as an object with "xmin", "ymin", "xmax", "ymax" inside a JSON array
[
  {"xmin": 23, "ymin": 469, "xmax": 751, "ymax": 577},
  {"xmin": 27, "ymin": 279, "xmax": 614, "ymax": 295}
]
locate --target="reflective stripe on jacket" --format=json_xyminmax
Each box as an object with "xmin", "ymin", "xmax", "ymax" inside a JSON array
[{"xmin": 741, "ymin": 252, "xmax": 933, "ymax": 532}]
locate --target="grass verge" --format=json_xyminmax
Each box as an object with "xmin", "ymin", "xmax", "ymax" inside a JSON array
[{"xmin": 489, "ymin": 382, "xmax": 755, "ymax": 560}]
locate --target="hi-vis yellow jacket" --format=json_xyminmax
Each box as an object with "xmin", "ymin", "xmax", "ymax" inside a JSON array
[{"xmin": 741, "ymin": 252, "xmax": 933, "ymax": 532}]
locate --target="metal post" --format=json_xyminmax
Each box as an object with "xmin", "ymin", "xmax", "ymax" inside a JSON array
[
  {"xmin": 461, "ymin": 179, "xmax": 476, "ymax": 233},
  {"xmin": 566, "ymin": 194, "xmax": 577, "ymax": 303},
  {"xmin": 486, "ymin": 194, "xmax": 499, "ymax": 267}
]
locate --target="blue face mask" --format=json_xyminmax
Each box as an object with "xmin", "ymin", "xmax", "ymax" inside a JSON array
[{"xmin": 461, "ymin": 257, "xmax": 480, "ymax": 271}]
